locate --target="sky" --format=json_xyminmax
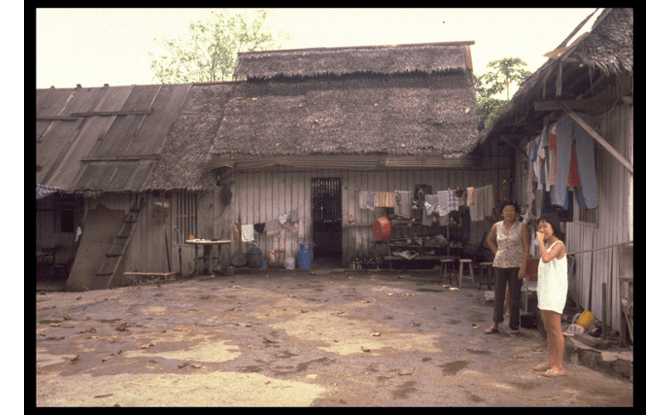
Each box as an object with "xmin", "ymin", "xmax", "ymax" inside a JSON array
[{"xmin": 36, "ymin": 8, "xmax": 600, "ymax": 96}]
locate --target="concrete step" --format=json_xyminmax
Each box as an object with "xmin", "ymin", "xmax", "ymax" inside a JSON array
[{"xmin": 564, "ymin": 336, "xmax": 633, "ymax": 382}]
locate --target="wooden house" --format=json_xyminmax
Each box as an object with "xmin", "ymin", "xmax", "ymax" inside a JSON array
[
  {"xmin": 36, "ymin": 82, "xmax": 226, "ymax": 290},
  {"xmin": 204, "ymin": 42, "xmax": 514, "ymax": 268},
  {"xmin": 477, "ymin": 8, "xmax": 634, "ymax": 337},
  {"xmin": 36, "ymin": 41, "xmax": 521, "ymax": 291}
]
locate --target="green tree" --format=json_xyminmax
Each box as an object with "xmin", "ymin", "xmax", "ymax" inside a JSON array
[
  {"xmin": 474, "ymin": 57, "xmax": 532, "ymax": 131},
  {"xmin": 150, "ymin": 9, "xmax": 290, "ymax": 83}
]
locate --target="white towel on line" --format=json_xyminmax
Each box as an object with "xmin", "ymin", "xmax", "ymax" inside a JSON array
[
  {"xmin": 241, "ymin": 224, "xmax": 255, "ymax": 243},
  {"xmin": 469, "ymin": 185, "xmax": 495, "ymax": 221}
]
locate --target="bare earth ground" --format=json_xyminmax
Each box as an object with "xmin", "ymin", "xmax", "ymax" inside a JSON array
[{"xmin": 35, "ymin": 269, "xmax": 633, "ymax": 407}]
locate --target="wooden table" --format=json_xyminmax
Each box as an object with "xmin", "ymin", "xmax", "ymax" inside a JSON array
[{"xmin": 184, "ymin": 239, "xmax": 231, "ymax": 275}]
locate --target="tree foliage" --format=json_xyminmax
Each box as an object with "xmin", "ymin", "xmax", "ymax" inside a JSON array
[
  {"xmin": 150, "ymin": 9, "xmax": 289, "ymax": 84},
  {"xmin": 474, "ymin": 57, "xmax": 532, "ymax": 131}
]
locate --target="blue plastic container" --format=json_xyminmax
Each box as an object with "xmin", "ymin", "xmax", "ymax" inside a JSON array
[
  {"xmin": 298, "ymin": 243, "xmax": 312, "ymax": 269},
  {"xmin": 248, "ymin": 247, "xmax": 262, "ymax": 268}
]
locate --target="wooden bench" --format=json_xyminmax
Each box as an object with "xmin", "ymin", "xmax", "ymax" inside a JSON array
[{"xmin": 383, "ymin": 255, "xmax": 459, "ymax": 270}]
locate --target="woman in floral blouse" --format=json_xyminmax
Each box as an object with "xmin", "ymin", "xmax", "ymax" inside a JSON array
[{"xmin": 485, "ymin": 200, "xmax": 529, "ymax": 335}]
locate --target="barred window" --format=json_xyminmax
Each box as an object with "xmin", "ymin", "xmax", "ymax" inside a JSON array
[
  {"xmin": 577, "ymin": 205, "xmax": 599, "ymax": 227},
  {"xmin": 176, "ymin": 191, "xmax": 198, "ymax": 241}
]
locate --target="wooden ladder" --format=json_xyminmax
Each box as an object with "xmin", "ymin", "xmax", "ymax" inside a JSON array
[{"xmin": 96, "ymin": 198, "xmax": 145, "ymax": 288}]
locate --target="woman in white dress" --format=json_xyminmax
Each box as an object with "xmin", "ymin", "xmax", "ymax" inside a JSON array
[{"xmin": 534, "ymin": 213, "xmax": 568, "ymax": 377}]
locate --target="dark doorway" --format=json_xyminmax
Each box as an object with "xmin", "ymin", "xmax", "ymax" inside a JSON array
[{"xmin": 311, "ymin": 178, "xmax": 342, "ymax": 262}]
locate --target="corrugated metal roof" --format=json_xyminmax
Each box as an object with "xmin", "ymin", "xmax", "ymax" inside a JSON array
[{"xmin": 36, "ymin": 83, "xmax": 191, "ymax": 193}]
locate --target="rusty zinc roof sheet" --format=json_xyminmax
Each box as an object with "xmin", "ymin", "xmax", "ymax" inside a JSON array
[{"xmin": 36, "ymin": 83, "xmax": 191, "ymax": 193}]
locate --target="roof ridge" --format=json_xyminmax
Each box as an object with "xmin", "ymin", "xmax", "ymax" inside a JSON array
[{"xmin": 238, "ymin": 41, "xmax": 475, "ymax": 56}]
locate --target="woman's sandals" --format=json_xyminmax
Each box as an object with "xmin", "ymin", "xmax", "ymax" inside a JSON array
[{"xmin": 484, "ymin": 326, "xmax": 499, "ymax": 334}]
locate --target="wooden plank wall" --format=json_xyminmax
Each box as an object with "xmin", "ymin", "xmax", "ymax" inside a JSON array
[
  {"xmin": 512, "ymin": 74, "xmax": 633, "ymax": 332},
  {"xmin": 218, "ymin": 140, "xmax": 510, "ymax": 267},
  {"xmin": 73, "ymin": 139, "xmax": 512, "ymax": 275},
  {"xmin": 87, "ymin": 192, "xmax": 176, "ymax": 274}
]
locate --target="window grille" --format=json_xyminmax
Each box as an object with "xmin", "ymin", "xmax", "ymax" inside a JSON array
[
  {"xmin": 578, "ymin": 205, "xmax": 599, "ymax": 227},
  {"xmin": 176, "ymin": 191, "xmax": 198, "ymax": 240}
]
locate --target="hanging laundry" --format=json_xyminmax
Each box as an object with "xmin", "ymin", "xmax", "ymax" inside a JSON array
[
  {"xmin": 358, "ymin": 190, "xmax": 368, "ymax": 210},
  {"xmin": 424, "ymin": 194, "xmax": 438, "ymax": 216},
  {"xmin": 467, "ymin": 187, "xmax": 475, "ymax": 206},
  {"xmin": 526, "ymin": 140, "xmax": 537, "ymax": 205},
  {"xmin": 394, "ymin": 190, "xmax": 412, "ymax": 218},
  {"xmin": 266, "ymin": 218, "xmax": 280, "ymax": 236},
  {"xmin": 567, "ymin": 141, "xmax": 580, "ymax": 187},
  {"xmin": 574, "ymin": 186, "xmax": 586, "ymax": 208},
  {"xmin": 549, "ymin": 112, "xmax": 598, "ymax": 210},
  {"xmin": 241, "ymin": 224, "xmax": 255, "ymax": 243},
  {"xmin": 289, "ymin": 209, "xmax": 299, "ymax": 224},
  {"xmin": 422, "ymin": 207, "xmax": 433, "ymax": 226},
  {"xmin": 534, "ymin": 124, "xmax": 549, "ymax": 191},
  {"xmin": 438, "ymin": 190, "xmax": 459, "ymax": 216},
  {"xmin": 232, "ymin": 224, "xmax": 240, "ymax": 242},
  {"xmin": 366, "ymin": 191, "xmax": 376, "ymax": 210},
  {"xmin": 375, "ymin": 192, "xmax": 395, "ymax": 208},
  {"xmin": 547, "ymin": 123, "xmax": 558, "ymax": 186},
  {"xmin": 253, "ymin": 223, "xmax": 265, "ymax": 234},
  {"xmin": 455, "ymin": 188, "xmax": 465, "ymax": 206},
  {"xmin": 469, "ymin": 185, "xmax": 495, "ymax": 221}
]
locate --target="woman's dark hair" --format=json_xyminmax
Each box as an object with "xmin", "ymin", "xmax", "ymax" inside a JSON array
[
  {"xmin": 499, "ymin": 199, "xmax": 520, "ymax": 214},
  {"xmin": 538, "ymin": 212, "xmax": 564, "ymax": 241}
]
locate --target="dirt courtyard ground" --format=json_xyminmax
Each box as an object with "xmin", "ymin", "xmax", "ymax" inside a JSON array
[{"xmin": 35, "ymin": 268, "xmax": 634, "ymax": 407}]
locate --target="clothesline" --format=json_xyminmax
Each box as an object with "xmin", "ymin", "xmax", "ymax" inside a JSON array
[
  {"xmin": 357, "ymin": 184, "xmax": 495, "ymax": 222},
  {"xmin": 236, "ymin": 209, "xmax": 299, "ymax": 243}
]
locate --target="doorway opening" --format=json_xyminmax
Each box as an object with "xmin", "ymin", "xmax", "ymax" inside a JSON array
[{"xmin": 311, "ymin": 178, "xmax": 342, "ymax": 266}]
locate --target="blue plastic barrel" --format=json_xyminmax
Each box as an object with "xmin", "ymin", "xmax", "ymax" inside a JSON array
[
  {"xmin": 248, "ymin": 247, "xmax": 262, "ymax": 268},
  {"xmin": 298, "ymin": 244, "xmax": 312, "ymax": 269}
]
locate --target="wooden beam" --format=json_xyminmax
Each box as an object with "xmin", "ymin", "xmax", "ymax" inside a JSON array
[
  {"xmin": 535, "ymin": 95, "xmax": 620, "ymax": 111},
  {"xmin": 36, "ymin": 116, "xmax": 78, "ymax": 121},
  {"xmin": 71, "ymin": 109, "xmax": 153, "ymax": 117},
  {"xmin": 500, "ymin": 135, "xmax": 530, "ymax": 159},
  {"xmin": 80, "ymin": 155, "xmax": 160, "ymax": 162},
  {"xmin": 559, "ymin": 102, "xmax": 633, "ymax": 174}
]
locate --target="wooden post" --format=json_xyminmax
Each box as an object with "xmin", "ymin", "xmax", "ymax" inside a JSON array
[
  {"xmin": 601, "ymin": 282, "xmax": 607, "ymax": 339},
  {"xmin": 160, "ymin": 193, "xmax": 172, "ymax": 272}
]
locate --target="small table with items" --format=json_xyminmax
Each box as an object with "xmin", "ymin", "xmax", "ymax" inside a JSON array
[{"xmin": 184, "ymin": 239, "xmax": 231, "ymax": 275}]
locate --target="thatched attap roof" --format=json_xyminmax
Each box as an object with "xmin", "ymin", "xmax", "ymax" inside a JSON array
[
  {"xmin": 234, "ymin": 42, "xmax": 474, "ymax": 80},
  {"xmin": 144, "ymin": 83, "xmax": 236, "ymax": 191},
  {"xmin": 210, "ymin": 42, "xmax": 479, "ymax": 160},
  {"xmin": 209, "ymin": 72, "xmax": 477, "ymax": 158},
  {"xmin": 574, "ymin": 8, "xmax": 633, "ymax": 76},
  {"xmin": 478, "ymin": 8, "xmax": 633, "ymax": 142}
]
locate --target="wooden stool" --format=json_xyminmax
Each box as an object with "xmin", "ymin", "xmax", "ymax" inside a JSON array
[
  {"xmin": 478, "ymin": 262, "xmax": 494, "ymax": 290},
  {"xmin": 440, "ymin": 259, "xmax": 455, "ymax": 286},
  {"xmin": 458, "ymin": 259, "xmax": 476, "ymax": 287}
]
